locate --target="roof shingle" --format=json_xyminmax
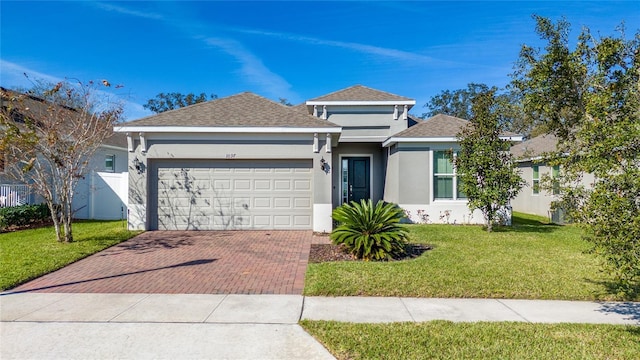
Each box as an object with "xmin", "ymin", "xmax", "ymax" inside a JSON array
[
  {"xmin": 510, "ymin": 134, "xmax": 558, "ymax": 159},
  {"xmin": 125, "ymin": 92, "xmax": 338, "ymax": 128},
  {"xmin": 392, "ymin": 114, "xmax": 470, "ymax": 137},
  {"xmin": 307, "ymin": 85, "xmax": 413, "ymax": 102}
]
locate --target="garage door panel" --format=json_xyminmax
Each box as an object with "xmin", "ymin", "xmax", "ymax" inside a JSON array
[
  {"xmin": 294, "ymin": 197, "xmax": 311, "ymax": 208},
  {"xmin": 294, "ymin": 179, "xmax": 311, "ymax": 190},
  {"xmin": 274, "ymin": 215, "xmax": 292, "ymax": 226},
  {"xmin": 254, "ymin": 180, "xmax": 271, "ymax": 190},
  {"xmin": 273, "ymin": 197, "xmax": 292, "ymax": 209},
  {"xmin": 154, "ymin": 159, "xmax": 312, "ymax": 230},
  {"xmin": 254, "ymin": 197, "xmax": 271, "ymax": 208},
  {"xmin": 213, "ymin": 179, "xmax": 231, "ymax": 190},
  {"xmin": 254, "ymin": 216, "xmax": 271, "ymax": 227},
  {"xmin": 233, "ymin": 179, "xmax": 251, "ymax": 190},
  {"xmin": 294, "ymin": 216, "xmax": 312, "ymax": 226}
]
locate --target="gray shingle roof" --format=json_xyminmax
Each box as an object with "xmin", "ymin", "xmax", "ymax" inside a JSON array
[
  {"xmin": 392, "ymin": 114, "xmax": 470, "ymax": 137},
  {"xmin": 125, "ymin": 92, "xmax": 338, "ymax": 128},
  {"xmin": 1, "ymin": 87, "xmax": 127, "ymax": 149},
  {"xmin": 510, "ymin": 134, "xmax": 558, "ymax": 159},
  {"xmin": 102, "ymin": 132, "xmax": 128, "ymax": 148},
  {"xmin": 308, "ymin": 85, "xmax": 413, "ymax": 102}
]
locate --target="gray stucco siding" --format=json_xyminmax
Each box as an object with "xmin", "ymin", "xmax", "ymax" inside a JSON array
[
  {"xmin": 325, "ymin": 105, "xmax": 409, "ymax": 140},
  {"xmin": 397, "ymin": 145, "xmax": 431, "ymax": 204}
]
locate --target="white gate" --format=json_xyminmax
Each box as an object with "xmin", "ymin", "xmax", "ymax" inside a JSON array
[{"xmin": 0, "ymin": 184, "xmax": 31, "ymax": 207}]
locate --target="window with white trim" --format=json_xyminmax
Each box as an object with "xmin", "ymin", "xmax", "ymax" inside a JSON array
[
  {"xmin": 532, "ymin": 165, "xmax": 540, "ymax": 194},
  {"xmin": 552, "ymin": 165, "xmax": 560, "ymax": 195},
  {"xmin": 105, "ymin": 155, "xmax": 115, "ymax": 172},
  {"xmin": 433, "ymin": 151, "xmax": 466, "ymax": 200}
]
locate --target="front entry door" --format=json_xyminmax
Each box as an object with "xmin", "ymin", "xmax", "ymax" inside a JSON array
[{"xmin": 342, "ymin": 157, "xmax": 370, "ymax": 204}]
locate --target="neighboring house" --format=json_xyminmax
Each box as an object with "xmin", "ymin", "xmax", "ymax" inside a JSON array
[
  {"xmin": 71, "ymin": 132, "xmax": 129, "ymax": 220},
  {"xmin": 0, "ymin": 88, "xmax": 128, "ymax": 219},
  {"xmin": 116, "ymin": 85, "xmax": 522, "ymax": 232},
  {"xmin": 510, "ymin": 134, "xmax": 594, "ymax": 222}
]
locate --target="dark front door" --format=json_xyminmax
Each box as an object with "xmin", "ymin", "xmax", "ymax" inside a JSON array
[{"xmin": 342, "ymin": 157, "xmax": 370, "ymax": 204}]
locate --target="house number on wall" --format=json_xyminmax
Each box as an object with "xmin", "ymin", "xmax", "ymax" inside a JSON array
[{"xmin": 225, "ymin": 153, "xmax": 237, "ymax": 159}]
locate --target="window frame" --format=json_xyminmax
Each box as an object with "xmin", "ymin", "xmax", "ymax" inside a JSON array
[
  {"xmin": 105, "ymin": 154, "xmax": 115, "ymax": 172},
  {"xmin": 433, "ymin": 150, "xmax": 466, "ymax": 201},
  {"xmin": 552, "ymin": 165, "xmax": 560, "ymax": 195},
  {"xmin": 532, "ymin": 165, "xmax": 540, "ymax": 195}
]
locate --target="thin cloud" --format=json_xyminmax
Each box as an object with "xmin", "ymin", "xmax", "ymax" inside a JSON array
[
  {"xmin": 204, "ymin": 38, "xmax": 295, "ymax": 101},
  {"xmin": 236, "ymin": 28, "xmax": 444, "ymax": 65},
  {"xmin": 90, "ymin": 2, "xmax": 297, "ymax": 101},
  {"xmin": 0, "ymin": 59, "xmax": 59, "ymax": 88},
  {"xmin": 92, "ymin": 2, "xmax": 163, "ymax": 20}
]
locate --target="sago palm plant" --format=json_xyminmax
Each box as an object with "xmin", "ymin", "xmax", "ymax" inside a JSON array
[{"xmin": 330, "ymin": 199, "xmax": 408, "ymax": 261}]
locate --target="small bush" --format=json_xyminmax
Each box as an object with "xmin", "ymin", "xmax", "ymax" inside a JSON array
[
  {"xmin": 0, "ymin": 203, "xmax": 51, "ymax": 230},
  {"xmin": 331, "ymin": 199, "xmax": 408, "ymax": 261}
]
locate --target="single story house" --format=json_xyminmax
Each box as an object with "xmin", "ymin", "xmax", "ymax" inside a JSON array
[
  {"xmin": 0, "ymin": 88, "xmax": 128, "ymax": 219},
  {"xmin": 116, "ymin": 85, "xmax": 522, "ymax": 232},
  {"xmin": 510, "ymin": 134, "xmax": 594, "ymax": 222}
]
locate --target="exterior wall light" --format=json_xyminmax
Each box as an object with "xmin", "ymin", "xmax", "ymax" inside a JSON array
[
  {"xmin": 320, "ymin": 157, "xmax": 328, "ymax": 172},
  {"xmin": 133, "ymin": 157, "xmax": 144, "ymax": 174}
]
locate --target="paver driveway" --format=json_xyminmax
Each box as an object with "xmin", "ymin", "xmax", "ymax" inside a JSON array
[{"xmin": 10, "ymin": 231, "xmax": 326, "ymax": 294}]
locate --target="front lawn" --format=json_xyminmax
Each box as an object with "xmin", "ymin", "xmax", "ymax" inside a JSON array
[
  {"xmin": 305, "ymin": 212, "xmax": 631, "ymax": 301},
  {"xmin": 0, "ymin": 220, "xmax": 141, "ymax": 291},
  {"xmin": 301, "ymin": 320, "xmax": 640, "ymax": 360}
]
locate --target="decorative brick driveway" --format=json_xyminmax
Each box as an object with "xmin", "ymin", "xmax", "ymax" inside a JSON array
[{"xmin": 10, "ymin": 231, "xmax": 327, "ymax": 295}]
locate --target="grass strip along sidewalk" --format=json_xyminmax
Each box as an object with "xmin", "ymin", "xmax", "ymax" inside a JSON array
[
  {"xmin": 301, "ymin": 320, "xmax": 640, "ymax": 360},
  {"xmin": 305, "ymin": 212, "xmax": 634, "ymax": 301},
  {"xmin": 0, "ymin": 220, "xmax": 140, "ymax": 291}
]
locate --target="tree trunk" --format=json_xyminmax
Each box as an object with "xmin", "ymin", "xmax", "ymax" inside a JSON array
[
  {"xmin": 62, "ymin": 218, "xmax": 73, "ymax": 243},
  {"xmin": 61, "ymin": 195, "xmax": 74, "ymax": 243},
  {"xmin": 47, "ymin": 202, "xmax": 63, "ymax": 242}
]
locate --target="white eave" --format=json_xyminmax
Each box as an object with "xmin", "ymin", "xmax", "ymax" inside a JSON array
[
  {"xmin": 306, "ymin": 100, "xmax": 416, "ymax": 107},
  {"xmin": 114, "ymin": 126, "xmax": 343, "ymax": 134},
  {"xmin": 383, "ymin": 135, "xmax": 523, "ymax": 147},
  {"xmin": 100, "ymin": 144, "xmax": 128, "ymax": 151}
]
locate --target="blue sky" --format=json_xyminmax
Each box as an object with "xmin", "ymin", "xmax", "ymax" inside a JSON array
[{"xmin": 1, "ymin": 1, "xmax": 638, "ymax": 120}]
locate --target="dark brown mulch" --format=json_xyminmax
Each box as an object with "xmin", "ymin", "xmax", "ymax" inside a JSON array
[
  {"xmin": 0, "ymin": 219, "xmax": 54, "ymax": 233},
  {"xmin": 309, "ymin": 243, "xmax": 432, "ymax": 263}
]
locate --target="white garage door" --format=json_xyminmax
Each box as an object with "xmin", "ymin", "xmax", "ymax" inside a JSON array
[{"xmin": 153, "ymin": 159, "xmax": 313, "ymax": 230}]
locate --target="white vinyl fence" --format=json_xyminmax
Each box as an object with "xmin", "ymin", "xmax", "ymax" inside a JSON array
[{"xmin": 0, "ymin": 184, "xmax": 31, "ymax": 207}]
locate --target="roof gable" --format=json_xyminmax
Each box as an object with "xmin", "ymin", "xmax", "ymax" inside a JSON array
[
  {"xmin": 307, "ymin": 85, "xmax": 413, "ymax": 102},
  {"xmin": 510, "ymin": 134, "xmax": 558, "ymax": 159},
  {"xmin": 383, "ymin": 114, "xmax": 523, "ymax": 147},
  {"xmin": 125, "ymin": 92, "xmax": 338, "ymax": 128},
  {"xmin": 392, "ymin": 114, "xmax": 470, "ymax": 138}
]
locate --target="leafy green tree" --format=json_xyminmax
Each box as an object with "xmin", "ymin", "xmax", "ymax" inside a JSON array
[
  {"xmin": 455, "ymin": 89, "xmax": 525, "ymax": 232},
  {"xmin": 0, "ymin": 79, "xmax": 123, "ymax": 242},
  {"xmin": 512, "ymin": 15, "xmax": 640, "ymax": 289},
  {"xmin": 143, "ymin": 92, "xmax": 217, "ymax": 113},
  {"xmin": 423, "ymin": 83, "xmax": 490, "ymax": 120},
  {"xmin": 423, "ymin": 83, "xmax": 533, "ymax": 136},
  {"xmin": 331, "ymin": 199, "xmax": 408, "ymax": 261}
]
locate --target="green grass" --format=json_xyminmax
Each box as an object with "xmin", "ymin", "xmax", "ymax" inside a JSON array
[
  {"xmin": 0, "ymin": 220, "xmax": 141, "ymax": 291},
  {"xmin": 305, "ymin": 212, "xmax": 633, "ymax": 301},
  {"xmin": 301, "ymin": 320, "xmax": 640, "ymax": 360}
]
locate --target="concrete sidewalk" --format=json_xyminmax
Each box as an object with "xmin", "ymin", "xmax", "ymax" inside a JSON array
[{"xmin": 1, "ymin": 293, "xmax": 638, "ymax": 359}]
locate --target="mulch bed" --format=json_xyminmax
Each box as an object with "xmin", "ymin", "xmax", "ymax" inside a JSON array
[
  {"xmin": 309, "ymin": 243, "xmax": 432, "ymax": 263},
  {"xmin": 0, "ymin": 219, "xmax": 54, "ymax": 233}
]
